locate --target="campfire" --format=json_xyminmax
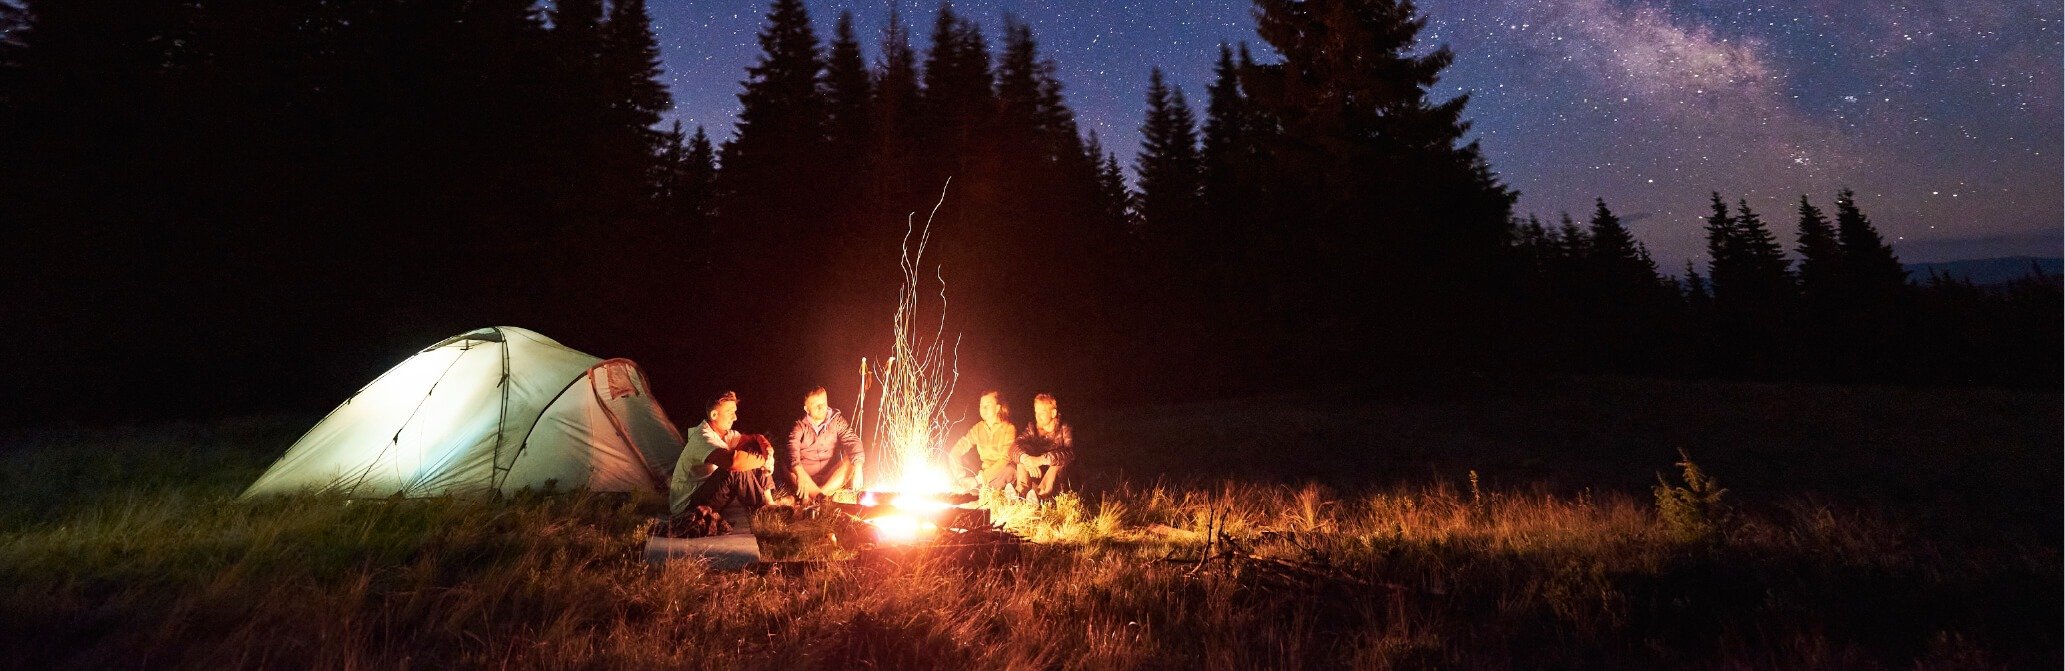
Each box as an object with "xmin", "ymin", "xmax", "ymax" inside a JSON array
[
  {"xmin": 829, "ymin": 446, "xmax": 1018, "ymax": 553},
  {"xmin": 755, "ymin": 182, "xmax": 1028, "ymax": 563},
  {"xmin": 833, "ymin": 487, "xmax": 987, "ymax": 547},
  {"xmin": 753, "ymin": 465, "xmax": 1024, "ymax": 563}
]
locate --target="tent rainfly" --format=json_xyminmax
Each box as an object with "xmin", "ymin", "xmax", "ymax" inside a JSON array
[{"xmin": 244, "ymin": 326, "xmax": 683, "ymax": 498}]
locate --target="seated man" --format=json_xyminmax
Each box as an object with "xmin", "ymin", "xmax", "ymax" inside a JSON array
[
  {"xmin": 784, "ymin": 386, "xmax": 865, "ymax": 501},
  {"xmin": 1013, "ymin": 393, "xmax": 1075, "ymax": 499},
  {"xmin": 665, "ymin": 391, "xmax": 775, "ymax": 536},
  {"xmin": 949, "ymin": 390, "xmax": 1017, "ymax": 490}
]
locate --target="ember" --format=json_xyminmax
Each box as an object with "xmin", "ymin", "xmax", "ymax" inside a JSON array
[{"xmin": 849, "ymin": 183, "xmax": 986, "ymax": 545}]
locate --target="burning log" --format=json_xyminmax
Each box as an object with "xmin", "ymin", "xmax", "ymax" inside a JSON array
[{"xmin": 753, "ymin": 488, "xmax": 1028, "ymax": 565}]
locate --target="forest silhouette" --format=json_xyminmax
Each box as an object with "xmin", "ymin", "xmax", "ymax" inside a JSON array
[{"xmin": 1, "ymin": 0, "xmax": 2055, "ymax": 424}]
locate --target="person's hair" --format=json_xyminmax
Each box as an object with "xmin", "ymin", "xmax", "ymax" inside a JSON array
[
  {"xmin": 706, "ymin": 390, "xmax": 738, "ymax": 414},
  {"xmin": 737, "ymin": 433, "xmax": 772, "ymax": 457},
  {"xmin": 980, "ymin": 390, "xmax": 1010, "ymax": 423},
  {"xmin": 1033, "ymin": 393, "xmax": 1058, "ymax": 408},
  {"xmin": 804, "ymin": 386, "xmax": 829, "ymax": 402}
]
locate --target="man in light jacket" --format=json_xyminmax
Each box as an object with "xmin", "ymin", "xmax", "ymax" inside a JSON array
[
  {"xmin": 669, "ymin": 390, "xmax": 775, "ymax": 519},
  {"xmin": 784, "ymin": 386, "xmax": 865, "ymax": 500}
]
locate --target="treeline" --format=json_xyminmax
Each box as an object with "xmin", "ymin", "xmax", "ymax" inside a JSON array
[
  {"xmin": 1512, "ymin": 193, "xmax": 2061, "ymax": 386},
  {"xmin": 0, "ymin": 0, "xmax": 2052, "ymax": 422},
  {"xmin": 668, "ymin": 0, "xmax": 1521, "ymax": 403},
  {"xmin": 0, "ymin": 0, "xmax": 683, "ymax": 416}
]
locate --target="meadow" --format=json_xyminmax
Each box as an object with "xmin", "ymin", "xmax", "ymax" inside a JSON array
[{"xmin": 1, "ymin": 376, "xmax": 2057, "ymax": 669}]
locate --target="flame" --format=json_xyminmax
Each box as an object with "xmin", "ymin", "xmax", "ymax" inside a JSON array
[
  {"xmin": 867, "ymin": 182, "xmax": 961, "ymax": 501},
  {"xmin": 854, "ymin": 181, "xmax": 967, "ymax": 549},
  {"xmin": 860, "ymin": 452, "xmax": 959, "ymax": 545},
  {"xmin": 869, "ymin": 513, "xmax": 936, "ymax": 544},
  {"xmin": 894, "ymin": 460, "xmax": 955, "ymax": 496}
]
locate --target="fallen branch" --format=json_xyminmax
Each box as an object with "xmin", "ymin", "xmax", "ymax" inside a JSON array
[{"xmin": 1159, "ymin": 517, "xmax": 1434, "ymax": 595}]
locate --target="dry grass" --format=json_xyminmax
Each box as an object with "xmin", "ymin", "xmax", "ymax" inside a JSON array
[
  {"xmin": 1, "ymin": 479, "xmax": 2054, "ymax": 669},
  {"xmin": 0, "ymin": 378, "xmax": 2056, "ymax": 669}
]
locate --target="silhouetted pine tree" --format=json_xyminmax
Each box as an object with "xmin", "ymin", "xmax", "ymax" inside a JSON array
[
  {"xmin": 1786, "ymin": 195, "xmax": 1843, "ymax": 377},
  {"xmin": 1090, "ymin": 136, "xmax": 1132, "ymax": 231},
  {"xmin": 1134, "ymin": 68, "xmax": 1203, "ymax": 245},
  {"xmin": 1701, "ymin": 194, "xmax": 1795, "ymax": 376},
  {"xmin": 684, "ymin": 126, "xmax": 717, "ymax": 211},
  {"xmin": 1513, "ymin": 215, "xmax": 1551, "ymax": 276},
  {"xmin": 660, "ymin": 123, "xmax": 718, "ymax": 246},
  {"xmin": 545, "ymin": 0, "xmax": 608, "ymax": 216},
  {"xmin": 1553, "ymin": 212, "xmax": 1591, "ymax": 281},
  {"xmin": 1581, "ymin": 198, "xmax": 1668, "ymax": 370},
  {"xmin": 1682, "ymin": 261, "xmax": 1711, "ymax": 308},
  {"xmin": 1733, "ymin": 199, "xmax": 1794, "ymax": 294},
  {"xmin": 823, "ymin": 11, "xmax": 870, "ymax": 176},
  {"xmin": 713, "ymin": 0, "xmax": 827, "ymax": 382},
  {"xmin": 821, "ymin": 10, "xmax": 871, "ymax": 241},
  {"xmin": 980, "ymin": 14, "xmax": 1108, "ymax": 392},
  {"xmin": 719, "ymin": 0, "xmax": 825, "ymax": 244},
  {"xmin": 866, "ymin": 5, "xmax": 923, "ymax": 226},
  {"xmin": 1824, "ymin": 189, "xmax": 1913, "ymax": 380},
  {"xmin": 1587, "ymin": 198, "xmax": 1661, "ymax": 292},
  {"xmin": 918, "ymin": 1, "xmax": 992, "ymax": 180},
  {"xmin": 0, "ymin": 0, "xmax": 672, "ymax": 418},
  {"xmin": 995, "ymin": 17, "xmax": 1051, "ymax": 165},
  {"xmin": 1793, "ymin": 196, "xmax": 1841, "ymax": 305},
  {"xmin": 1245, "ymin": 0, "xmax": 1517, "ymax": 379},
  {"xmin": 1702, "ymin": 194, "xmax": 1740, "ymax": 296},
  {"xmin": 1199, "ymin": 42, "xmax": 1276, "ymax": 309},
  {"xmin": 1833, "ymin": 189, "xmax": 1908, "ymax": 299},
  {"xmin": 1703, "ymin": 194, "xmax": 1793, "ymax": 306},
  {"xmin": 597, "ymin": 0, "xmax": 673, "ymax": 263},
  {"xmin": 1126, "ymin": 67, "xmax": 1211, "ymax": 386},
  {"xmin": 994, "ymin": 14, "xmax": 1095, "ymax": 226},
  {"xmin": 602, "ymin": 0, "xmax": 669, "ymax": 144},
  {"xmin": 1029, "ymin": 43, "xmax": 1090, "ymax": 173},
  {"xmin": 1202, "ymin": 43, "xmax": 1260, "ymax": 219}
]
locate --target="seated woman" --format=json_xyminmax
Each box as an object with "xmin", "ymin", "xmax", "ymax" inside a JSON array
[
  {"xmin": 949, "ymin": 390, "xmax": 1017, "ymax": 490},
  {"xmin": 1013, "ymin": 393, "xmax": 1075, "ymax": 499}
]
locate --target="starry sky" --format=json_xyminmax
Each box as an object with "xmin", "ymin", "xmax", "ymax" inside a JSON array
[{"xmin": 650, "ymin": 0, "xmax": 2062, "ymax": 267}]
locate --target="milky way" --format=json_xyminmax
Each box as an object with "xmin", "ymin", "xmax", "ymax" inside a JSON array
[{"xmin": 652, "ymin": 0, "xmax": 2061, "ymax": 266}]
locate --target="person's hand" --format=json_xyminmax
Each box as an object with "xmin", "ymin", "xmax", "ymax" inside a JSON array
[
  {"xmin": 731, "ymin": 450, "xmax": 767, "ymax": 472},
  {"xmin": 796, "ymin": 478, "xmax": 821, "ymax": 500}
]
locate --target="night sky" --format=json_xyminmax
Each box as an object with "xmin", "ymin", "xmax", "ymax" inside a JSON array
[{"xmin": 651, "ymin": 0, "xmax": 2061, "ymax": 267}]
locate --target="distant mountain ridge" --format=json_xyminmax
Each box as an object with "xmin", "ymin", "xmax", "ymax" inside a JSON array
[{"xmin": 1904, "ymin": 256, "xmax": 2062, "ymax": 285}]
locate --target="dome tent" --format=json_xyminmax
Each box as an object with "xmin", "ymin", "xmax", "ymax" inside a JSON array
[{"xmin": 244, "ymin": 327, "xmax": 683, "ymax": 498}]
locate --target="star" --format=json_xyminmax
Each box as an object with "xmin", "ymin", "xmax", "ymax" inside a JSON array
[{"xmin": 650, "ymin": 0, "xmax": 2061, "ymax": 265}]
